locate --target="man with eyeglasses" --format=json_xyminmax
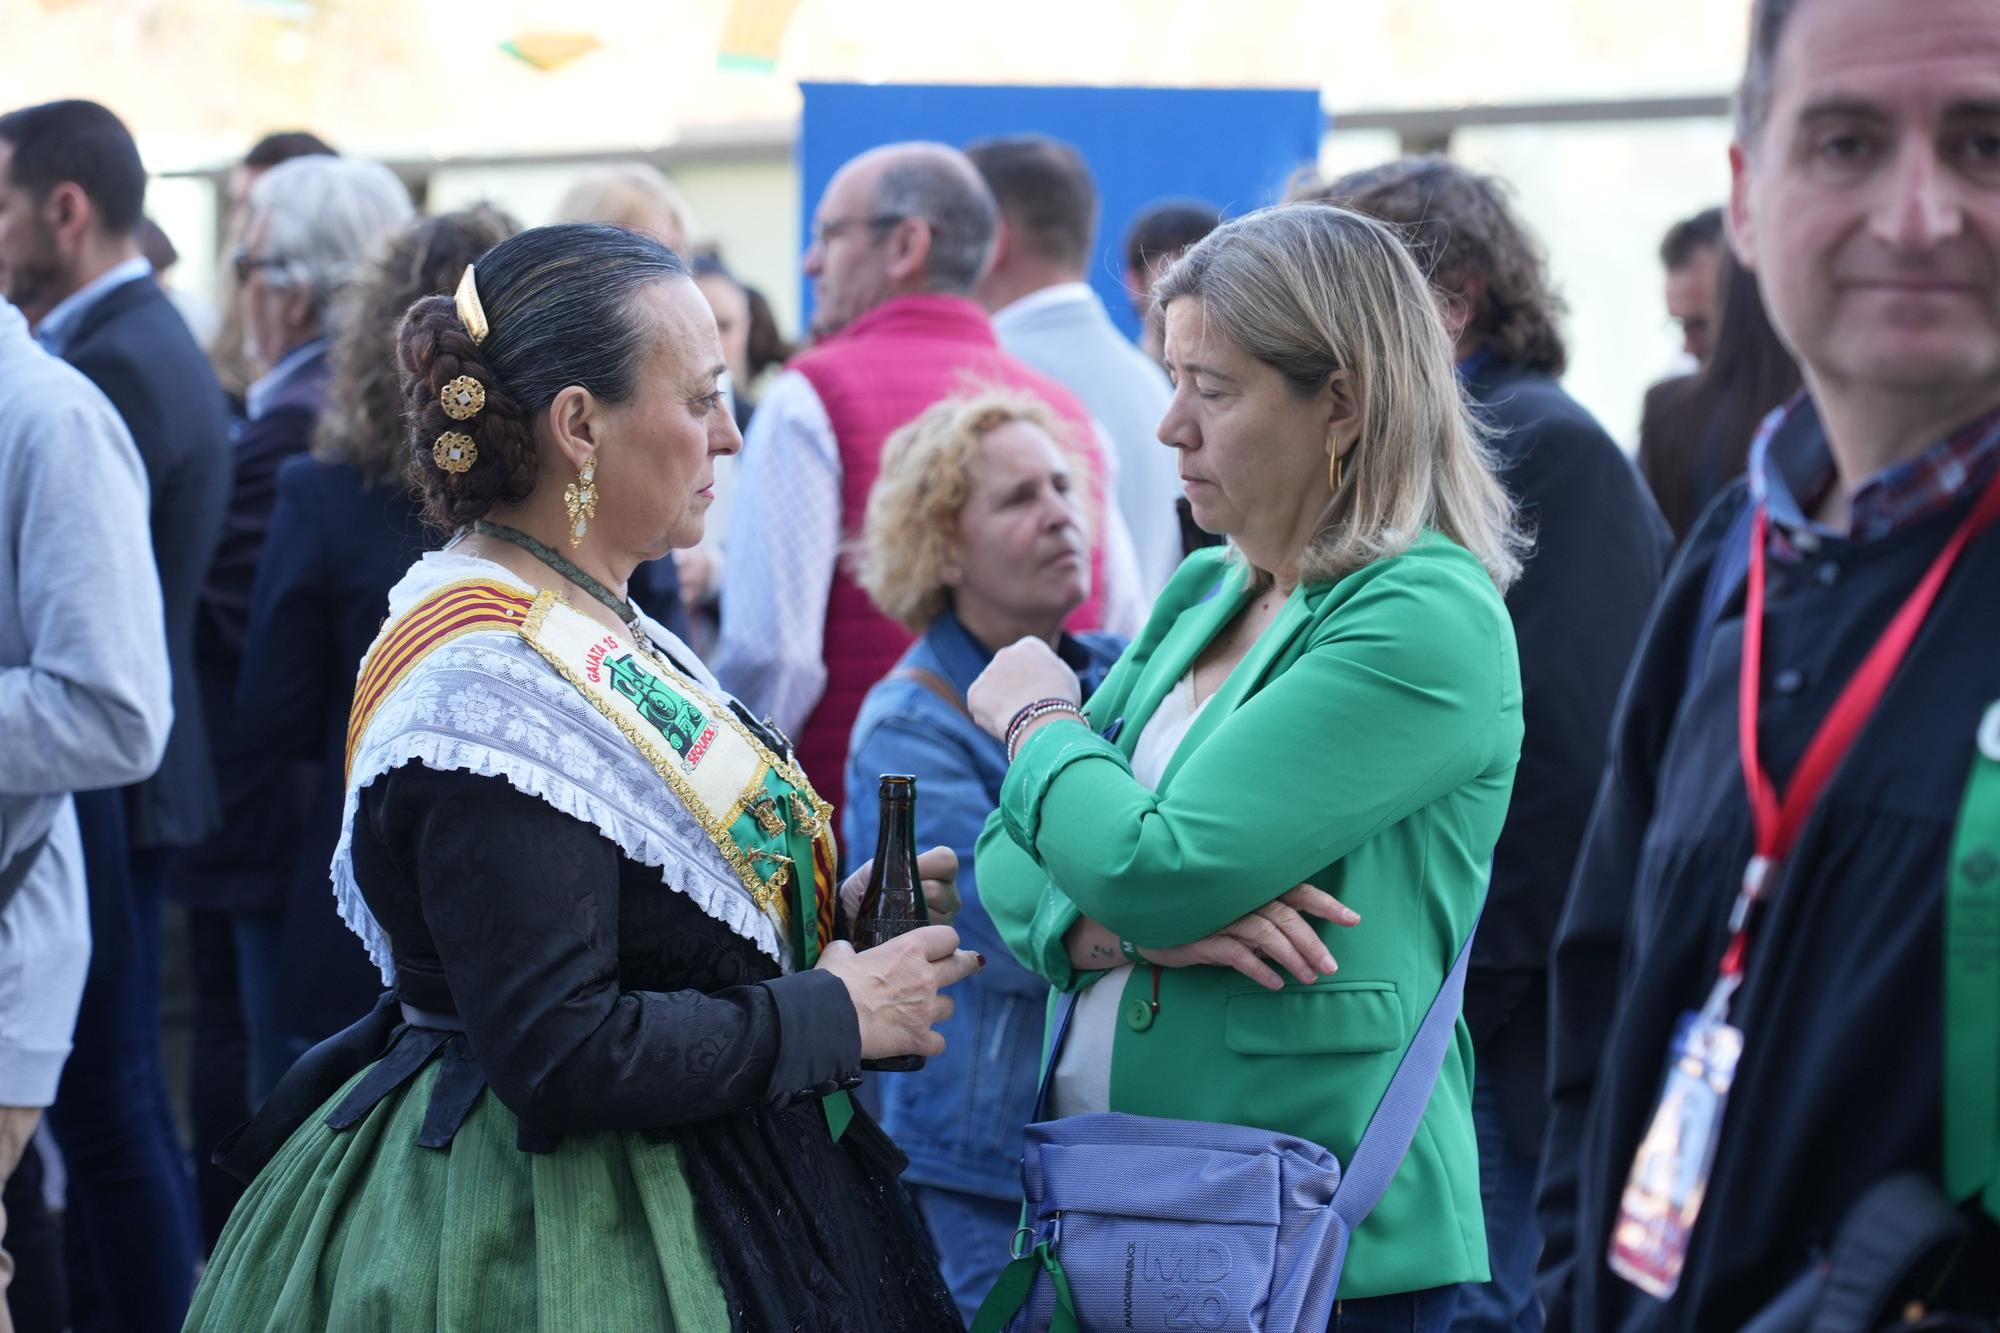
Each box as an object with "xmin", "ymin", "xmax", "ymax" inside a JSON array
[
  {"xmin": 715, "ymin": 140, "xmax": 1144, "ymax": 820},
  {"xmin": 0, "ymin": 96, "xmax": 229, "ymax": 1326}
]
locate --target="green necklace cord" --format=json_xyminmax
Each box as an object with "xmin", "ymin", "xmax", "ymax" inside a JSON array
[{"xmin": 472, "ymin": 521, "xmax": 641, "ymax": 630}]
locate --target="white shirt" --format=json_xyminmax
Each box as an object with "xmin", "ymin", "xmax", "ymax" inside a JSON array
[
  {"xmin": 1047, "ymin": 670, "xmax": 1212, "ymax": 1118},
  {"xmin": 992, "ymin": 281, "xmax": 1099, "ymax": 326},
  {"xmin": 712, "ymin": 369, "xmax": 1147, "ymax": 738}
]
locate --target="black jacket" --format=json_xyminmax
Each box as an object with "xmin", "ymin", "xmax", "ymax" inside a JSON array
[
  {"xmin": 232, "ymin": 455, "xmax": 431, "ymax": 1039},
  {"xmin": 1463, "ymin": 360, "xmax": 1671, "ymax": 1156},
  {"xmin": 1536, "ymin": 418, "xmax": 2000, "ymax": 1329},
  {"xmin": 61, "ymin": 275, "xmax": 232, "ymax": 850},
  {"xmin": 177, "ymin": 348, "xmax": 329, "ymax": 916}
]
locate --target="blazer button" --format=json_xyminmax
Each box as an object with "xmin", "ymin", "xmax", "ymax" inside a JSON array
[{"xmin": 1124, "ymin": 997, "xmax": 1155, "ymax": 1032}]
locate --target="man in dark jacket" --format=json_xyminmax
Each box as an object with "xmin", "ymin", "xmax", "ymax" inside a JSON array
[
  {"xmin": 185, "ymin": 153, "xmax": 411, "ymax": 1110},
  {"xmin": 1306, "ymin": 157, "xmax": 1672, "ymax": 1333},
  {"xmin": 1536, "ymin": 0, "xmax": 2000, "ymax": 1327},
  {"xmin": 0, "ymin": 97, "xmax": 230, "ymax": 1328}
]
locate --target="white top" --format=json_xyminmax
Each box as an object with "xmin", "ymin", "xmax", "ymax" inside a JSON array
[
  {"xmin": 991, "ymin": 281, "xmax": 1099, "ymax": 327},
  {"xmin": 1047, "ymin": 670, "xmax": 1211, "ymax": 1118},
  {"xmin": 711, "ymin": 366, "xmax": 1148, "ymax": 738}
]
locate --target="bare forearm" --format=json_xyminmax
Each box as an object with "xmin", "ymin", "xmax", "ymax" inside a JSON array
[{"xmin": 1063, "ymin": 915, "xmax": 1125, "ymax": 972}]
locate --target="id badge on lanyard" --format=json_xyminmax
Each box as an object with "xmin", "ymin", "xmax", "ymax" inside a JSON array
[
  {"xmin": 1608, "ymin": 983, "xmax": 1745, "ymax": 1298},
  {"xmin": 1609, "ymin": 469, "xmax": 2000, "ymax": 1300}
]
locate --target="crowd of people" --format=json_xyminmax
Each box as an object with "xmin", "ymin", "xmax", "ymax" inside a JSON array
[{"xmin": 1, "ymin": 0, "xmax": 1997, "ymax": 1327}]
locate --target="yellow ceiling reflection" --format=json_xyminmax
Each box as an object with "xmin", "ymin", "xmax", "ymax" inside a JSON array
[{"xmin": 5, "ymin": 0, "xmax": 1751, "ymax": 169}]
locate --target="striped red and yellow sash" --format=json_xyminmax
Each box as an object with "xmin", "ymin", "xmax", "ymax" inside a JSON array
[{"xmin": 344, "ymin": 579, "xmax": 536, "ymax": 779}]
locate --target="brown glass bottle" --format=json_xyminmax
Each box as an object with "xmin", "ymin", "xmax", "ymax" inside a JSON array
[{"xmin": 854, "ymin": 774, "xmax": 929, "ymax": 1072}]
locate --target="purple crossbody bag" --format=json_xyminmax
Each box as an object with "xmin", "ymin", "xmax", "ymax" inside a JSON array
[{"xmin": 970, "ymin": 920, "xmax": 1477, "ymax": 1333}]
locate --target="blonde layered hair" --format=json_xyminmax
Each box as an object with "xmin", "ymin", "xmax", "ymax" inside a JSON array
[
  {"xmin": 1155, "ymin": 203, "xmax": 1525, "ymax": 592},
  {"xmin": 855, "ymin": 389, "xmax": 1083, "ymax": 633}
]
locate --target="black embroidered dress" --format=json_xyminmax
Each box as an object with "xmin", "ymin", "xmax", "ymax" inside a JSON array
[{"xmin": 187, "ymin": 554, "xmax": 958, "ymax": 1332}]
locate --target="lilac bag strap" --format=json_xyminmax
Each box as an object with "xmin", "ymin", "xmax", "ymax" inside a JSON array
[
  {"xmin": 1030, "ymin": 976, "xmax": 1084, "ymax": 1123},
  {"xmin": 1329, "ymin": 918, "xmax": 1478, "ymax": 1232}
]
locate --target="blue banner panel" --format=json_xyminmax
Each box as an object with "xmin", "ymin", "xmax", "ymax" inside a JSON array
[{"xmin": 797, "ymin": 83, "xmax": 1323, "ymax": 339}]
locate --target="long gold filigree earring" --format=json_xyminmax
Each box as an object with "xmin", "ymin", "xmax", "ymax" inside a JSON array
[{"xmin": 564, "ymin": 457, "xmax": 599, "ymax": 547}]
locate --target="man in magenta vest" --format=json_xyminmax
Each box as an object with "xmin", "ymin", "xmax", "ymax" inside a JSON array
[{"xmin": 715, "ymin": 141, "xmax": 1143, "ymax": 821}]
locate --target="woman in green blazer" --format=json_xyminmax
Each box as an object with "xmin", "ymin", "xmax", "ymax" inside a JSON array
[{"xmin": 967, "ymin": 202, "xmax": 1527, "ymax": 1329}]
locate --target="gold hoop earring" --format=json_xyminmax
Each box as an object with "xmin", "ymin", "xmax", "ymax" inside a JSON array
[
  {"xmin": 1330, "ymin": 447, "xmax": 1344, "ymax": 492},
  {"xmin": 563, "ymin": 457, "xmax": 599, "ymax": 547}
]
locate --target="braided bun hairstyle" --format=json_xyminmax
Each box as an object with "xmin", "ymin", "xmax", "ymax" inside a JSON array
[{"xmin": 396, "ymin": 222, "xmax": 691, "ymax": 532}]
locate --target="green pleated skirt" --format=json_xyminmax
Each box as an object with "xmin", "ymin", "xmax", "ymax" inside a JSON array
[{"xmin": 186, "ymin": 1061, "xmax": 732, "ymax": 1332}]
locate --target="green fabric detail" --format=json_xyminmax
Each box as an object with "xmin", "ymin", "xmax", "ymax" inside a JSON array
[
  {"xmin": 607, "ymin": 654, "xmax": 715, "ymax": 762},
  {"xmin": 1945, "ymin": 702, "xmax": 2000, "ymax": 1225},
  {"xmin": 186, "ymin": 1061, "xmax": 729, "ymax": 1332},
  {"xmin": 999, "ymin": 721, "xmax": 1123, "ymax": 850},
  {"xmin": 823, "ymin": 1089, "xmax": 854, "ymax": 1142},
  {"xmin": 1222, "ymin": 981, "xmax": 1404, "ymax": 1055},
  {"xmin": 968, "ymin": 1243, "xmax": 1079, "ymax": 1333}
]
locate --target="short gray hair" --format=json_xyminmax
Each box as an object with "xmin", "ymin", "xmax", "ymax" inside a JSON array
[
  {"xmin": 1736, "ymin": 0, "xmax": 1807, "ymax": 144},
  {"xmin": 248, "ymin": 155, "xmax": 414, "ymax": 315},
  {"xmin": 873, "ymin": 148, "xmax": 998, "ymax": 294}
]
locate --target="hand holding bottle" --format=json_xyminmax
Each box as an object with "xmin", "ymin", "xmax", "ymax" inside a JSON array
[{"xmin": 815, "ymin": 925, "xmax": 984, "ymax": 1063}]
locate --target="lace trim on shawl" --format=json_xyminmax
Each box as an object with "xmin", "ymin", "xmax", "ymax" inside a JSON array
[{"xmin": 335, "ymin": 556, "xmax": 790, "ymax": 983}]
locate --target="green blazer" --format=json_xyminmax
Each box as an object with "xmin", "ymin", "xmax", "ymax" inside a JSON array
[{"xmin": 977, "ymin": 534, "xmax": 1523, "ymax": 1300}]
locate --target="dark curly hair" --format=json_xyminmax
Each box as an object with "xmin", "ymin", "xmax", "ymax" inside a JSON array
[
  {"xmin": 397, "ymin": 222, "xmax": 690, "ymax": 531},
  {"xmin": 315, "ymin": 204, "xmax": 518, "ymax": 489},
  {"xmin": 1292, "ymin": 157, "xmax": 1568, "ymax": 376}
]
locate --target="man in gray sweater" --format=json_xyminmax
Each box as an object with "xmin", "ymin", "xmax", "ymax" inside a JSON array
[{"xmin": 0, "ymin": 295, "xmax": 170, "ymax": 1329}]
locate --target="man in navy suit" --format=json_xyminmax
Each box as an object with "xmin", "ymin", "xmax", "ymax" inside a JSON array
[{"xmin": 0, "ymin": 98, "xmax": 229, "ymax": 1328}]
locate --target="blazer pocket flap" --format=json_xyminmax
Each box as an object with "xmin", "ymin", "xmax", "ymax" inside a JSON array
[{"xmin": 1224, "ymin": 981, "xmax": 1404, "ymax": 1056}]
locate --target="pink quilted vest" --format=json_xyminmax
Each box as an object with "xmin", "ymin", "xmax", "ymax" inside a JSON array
[{"xmin": 790, "ymin": 293, "xmax": 1112, "ymax": 818}]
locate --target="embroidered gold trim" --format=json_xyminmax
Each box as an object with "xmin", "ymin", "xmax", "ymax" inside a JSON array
[{"xmin": 517, "ymin": 591, "xmax": 828, "ymax": 930}]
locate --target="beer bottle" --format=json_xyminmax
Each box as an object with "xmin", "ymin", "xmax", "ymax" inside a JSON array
[{"xmin": 855, "ymin": 774, "xmax": 929, "ymax": 1072}]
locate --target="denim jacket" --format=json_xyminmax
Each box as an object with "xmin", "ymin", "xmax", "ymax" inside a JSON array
[{"xmin": 843, "ymin": 610, "xmax": 1124, "ymax": 1199}]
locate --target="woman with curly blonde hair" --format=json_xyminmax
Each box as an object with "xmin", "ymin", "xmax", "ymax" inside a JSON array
[{"xmin": 844, "ymin": 388, "xmax": 1126, "ymax": 1321}]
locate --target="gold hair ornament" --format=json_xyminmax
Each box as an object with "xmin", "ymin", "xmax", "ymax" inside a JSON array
[
  {"xmin": 440, "ymin": 375, "xmax": 486, "ymax": 422},
  {"xmin": 454, "ymin": 264, "xmax": 489, "ymax": 345},
  {"xmin": 433, "ymin": 431, "xmax": 478, "ymax": 474},
  {"xmin": 564, "ymin": 457, "xmax": 599, "ymax": 547}
]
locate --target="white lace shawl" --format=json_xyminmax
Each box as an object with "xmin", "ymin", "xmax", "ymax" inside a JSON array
[{"xmin": 333, "ymin": 551, "xmax": 791, "ymax": 982}]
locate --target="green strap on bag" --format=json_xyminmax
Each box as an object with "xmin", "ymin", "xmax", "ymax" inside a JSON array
[
  {"xmin": 1945, "ymin": 700, "xmax": 2000, "ymax": 1225},
  {"xmin": 969, "ymin": 1240, "xmax": 1079, "ymax": 1333}
]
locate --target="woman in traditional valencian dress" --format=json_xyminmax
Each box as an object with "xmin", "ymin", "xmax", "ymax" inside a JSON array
[{"xmin": 186, "ymin": 224, "xmax": 975, "ymax": 1331}]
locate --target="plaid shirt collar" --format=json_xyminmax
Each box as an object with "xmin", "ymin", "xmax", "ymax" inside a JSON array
[{"xmin": 1747, "ymin": 393, "xmax": 2000, "ymax": 556}]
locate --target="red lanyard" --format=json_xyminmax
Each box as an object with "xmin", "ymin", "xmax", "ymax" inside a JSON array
[{"xmin": 1723, "ymin": 466, "xmax": 2000, "ymax": 981}]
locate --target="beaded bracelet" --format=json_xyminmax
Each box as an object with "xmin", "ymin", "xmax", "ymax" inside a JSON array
[{"xmin": 1004, "ymin": 697, "xmax": 1084, "ymax": 762}]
